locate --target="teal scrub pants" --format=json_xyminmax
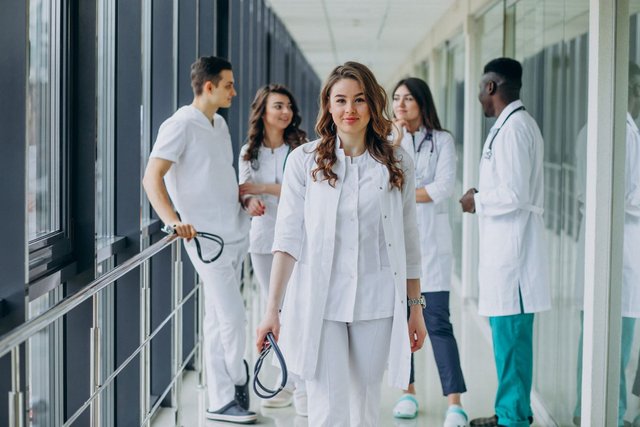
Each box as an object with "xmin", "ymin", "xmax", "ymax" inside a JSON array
[
  {"xmin": 489, "ymin": 311, "xmax": 535, "ymax": 427},
  {"xmin": 574, "ymin": 314, "xmax": 636, "ymax": 426}
]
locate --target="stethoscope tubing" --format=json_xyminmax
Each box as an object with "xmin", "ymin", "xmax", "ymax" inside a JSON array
[
  {"xmin": 414, "ymin": 130, "xmax": 435, "ymax": 154},
  {"xmin": 161, "ymin": 225, "xmax": 224, "ymax": 264},
  {"xmin": 253, "ymin": 332, "xmax": 288, "ymax": 399}
]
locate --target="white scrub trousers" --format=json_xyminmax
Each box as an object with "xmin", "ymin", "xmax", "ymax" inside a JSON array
[
  {"xmin": 250, "ymin": 252, "xmax": 273, "ymax": 299},
  {"xmin": 307, "ymin": 317, "xmax": 393, "ymax": 427},
  {"xmin": 185, "ymin": 239, "xmax": 249, "ymax": 411}
]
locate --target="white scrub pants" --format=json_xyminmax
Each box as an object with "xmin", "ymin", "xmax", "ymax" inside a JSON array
[
  {"xmin": 307, "ymin": 318, "xmax": 393, "ymax": 427},
  {"xmin": 185, "ymin": 239, "xmax": 248, "ymax": 411},
  {"xmin": 250, "ymin": 252, "xmax": 272, "ymax": 299}
]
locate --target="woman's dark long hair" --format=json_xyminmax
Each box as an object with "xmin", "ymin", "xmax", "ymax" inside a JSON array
[
  {"xmin": 393, "ymin": 77, "xmax": 445, "ymax": 131},
  {"xmin": 313, "ymin": 61, "xmax": 404, "ymax": 190},
  {"xmin": 243, "ymin": 84, "xmax": 307, "ymax": 162}
]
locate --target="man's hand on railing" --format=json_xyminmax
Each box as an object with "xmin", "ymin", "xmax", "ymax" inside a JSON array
[{"xmin": 171, "ymin": 222, "xmax": 197, "ymax": 241}]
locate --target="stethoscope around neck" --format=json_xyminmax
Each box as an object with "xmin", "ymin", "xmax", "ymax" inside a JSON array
[
  {"xmin": 250, "ymin": 144, "xmax": 292, "ymax": 171},
  {"xmin": 412, "ymin": 129, "xmax": 435, "ymax": 155}
]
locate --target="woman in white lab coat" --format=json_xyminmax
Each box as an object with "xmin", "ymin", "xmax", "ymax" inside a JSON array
[
  {"xmin": 238, "ymin": 84, "xmax": 308, "ymax": 414},
  {"xmin": 391, "ymin": 78, "xmax": 468, "ymax": 427},
  {"xmin": 256, "ymin": 61, "xmax": 427, "ymax": 427},
  {"xmin": 238, "ymin": 84, "xmax": 306, "ymax": 298}
]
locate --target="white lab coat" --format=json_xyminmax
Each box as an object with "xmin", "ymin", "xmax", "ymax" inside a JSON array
[
  {"xmin": 238, "ymin": 143, "xmax": 289, "ymax": 254},
  {"xmin": 473, "ymin": 100, "xmax": 551, "ymax": 316},
  {"xmin": 272, "ymin": 138, "xmax": 422, "ymax": 389},
  {"xmin": 400, "ymin": 128, "xmax": 456, "ymax": 292},
  {"xmin": 575, "ymin": 114, "xmax": 640, "ymax": 318}
]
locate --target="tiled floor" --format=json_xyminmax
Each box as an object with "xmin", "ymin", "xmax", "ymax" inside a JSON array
[{"xmin": 152, "ymin": 283, "xmax": 541, "ymax": 427}]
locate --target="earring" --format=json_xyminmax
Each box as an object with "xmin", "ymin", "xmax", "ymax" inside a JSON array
[{"xmin": 330, "ymin": 121, "xmax": 335, "ymax": 132}]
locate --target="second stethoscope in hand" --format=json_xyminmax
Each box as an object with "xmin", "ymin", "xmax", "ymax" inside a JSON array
[{"xmin": 253, "ymin": 332, "xmax": 288, "ymax": 399}]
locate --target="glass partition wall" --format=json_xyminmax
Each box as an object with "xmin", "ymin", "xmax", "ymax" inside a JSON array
[
  {"xmin": 619, "ymin": 2, "xmax": 640, "ymax": 424},
  {"xmin": 507, "ymin": 1, "xmax": 589, "ymax": 424}
]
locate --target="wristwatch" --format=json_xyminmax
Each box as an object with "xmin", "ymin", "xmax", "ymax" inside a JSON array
[{"xmin": 407, "ymin": 295, "xmax": 426, "ymax": 309}]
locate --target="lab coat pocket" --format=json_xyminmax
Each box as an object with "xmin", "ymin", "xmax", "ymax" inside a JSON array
[{"xmin": 479, "ymin": 217, "xmax": 519, "ymax": 267}]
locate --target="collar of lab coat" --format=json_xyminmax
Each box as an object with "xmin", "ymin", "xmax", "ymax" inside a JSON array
[
  {"xmin": 334, "ymin": 134, "xmax": 370, "ymax": 161},
  {"xmin": 492, "ymin": 99, "xmax": 525, "ymax": 131},
  {"xmin": 406, "ymin": 125, "xmax": 427, "ymax": 139}
]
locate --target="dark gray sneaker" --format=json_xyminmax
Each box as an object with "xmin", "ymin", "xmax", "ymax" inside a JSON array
[
  {"xmin": 234, "ymin": 360, "xmax": 250, "ymax": 410},
  {"xmin": 205, "ymin": 400, "xmax": 257, "ymax": 424}
]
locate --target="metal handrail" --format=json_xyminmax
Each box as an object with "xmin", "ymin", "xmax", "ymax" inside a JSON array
[
  {"xmin": 0, "ymin": 235, "xmax": 176, "ymax": 359},
  {"xmin": 62, "ymin": 285, "xmax": 199, "ymax": 427}
]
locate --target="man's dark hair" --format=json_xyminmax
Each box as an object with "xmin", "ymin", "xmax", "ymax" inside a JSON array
[
  {"xmin": 484, "ymin": 57, "xmax": 523, "ymax": 94},
  {"xmin": 190, "ymin": 56, "xmax": 232, "ymax": 96}
]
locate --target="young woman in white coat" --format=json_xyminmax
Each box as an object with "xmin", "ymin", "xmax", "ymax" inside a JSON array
[
  {"xmin": 256, "ymin": 61, "xmax": 427, "ymax": 427},
  {"xmin": 238, "ymin": 84, "xmax": 308, "ymax": 415},
  {"xmin": 391, "ymin": 78, "xmax": 468, "ymax": 427},
  {"xmin": 239, "ymin": 84, "xmax": 306, "ymax": 298}
]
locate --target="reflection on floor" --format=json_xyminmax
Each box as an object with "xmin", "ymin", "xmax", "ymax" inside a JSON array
[{"xmin": 152, "ymin": 282, "xmax": 548, "ymax": 426}]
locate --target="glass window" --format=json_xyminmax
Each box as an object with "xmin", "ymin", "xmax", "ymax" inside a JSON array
[
  {"xmin": 442, "ymin": 37, "xmax": 465, "ymax": 278},
  {"xmin": 509, "ymin": 0, "xmax": 589, "ymax": 424},
  {"xmin": 27, "ymin": 0, "xmax": 61, "ymax": 242},
  {"xmin": 620, "ymin": 3, "xmax": 640, "ymax": 425},
  {"xmin": 475, "ymin": 2, "xmax": 505, "ymax": 135}
]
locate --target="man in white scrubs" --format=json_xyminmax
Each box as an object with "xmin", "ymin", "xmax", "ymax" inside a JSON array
[
  {"xmin": 143, "ymin": 56, "xmax": 261, "ymax": 424},
  {"xmin": 460, "ymin": 57, "xmax": 550, "ymax": 427}
]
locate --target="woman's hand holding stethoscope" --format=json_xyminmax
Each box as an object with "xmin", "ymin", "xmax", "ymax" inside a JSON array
[
  {"xmin": 407, "ymin": 306, "xmax": 427, "ymax": 353},
  {"xmin": 255, "ymin": 310, "xmax": 281, "ymax": 353},
  {"xmin": 254, "ymin": 310, "xmax": 288, "ymax": 399}
]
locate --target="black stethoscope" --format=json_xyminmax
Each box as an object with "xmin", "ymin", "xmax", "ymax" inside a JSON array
[
  {"xmin": 483, "ymin": 106, "xmax": 526, "ymax": 160},
  {"xmin": 250, "ymin": 145, "xmax": 292, "ymax": 172},
  {"xmin": 413, "ymin": 130, "xmax": 434, "ymax": 155},
  {"xmin": 161, "ymin": 224, "xmax": 224, "ymax": 264},
  {"xmin": 253, "ymin": 332, "xmax": 288, "ymax": 399}
]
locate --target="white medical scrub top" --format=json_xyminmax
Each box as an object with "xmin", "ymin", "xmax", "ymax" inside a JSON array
[
  {"xmin": 238, "ymin": 142, "xmax": 289, "ymax": 254},
  {"xmin": 323, "ymin": 147, "xmax": 395, "ymax": 322},
  {"xmin": 150, "ymin": 105, "xmax": 249, "ymax": 243}
]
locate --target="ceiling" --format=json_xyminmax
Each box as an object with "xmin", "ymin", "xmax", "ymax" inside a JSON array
[{"xmin": 266, "ymin": 0, "xmax": 456, "ymax": 86}]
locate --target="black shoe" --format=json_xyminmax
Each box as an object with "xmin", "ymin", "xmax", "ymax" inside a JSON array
[
  {"xmin": 235, "ymin": 359, "xmax": 250, "ymax": 410},
  {"xmin": 206, "ymin": 400, "xmax": 257, "ymax": 424},
  {"xmin": 470, "ymin": 415, "xmax": 533, "ymax": 427},
  {"xmin": 470, "ymin": 415, "xmax": 499, "ymax": 427}
]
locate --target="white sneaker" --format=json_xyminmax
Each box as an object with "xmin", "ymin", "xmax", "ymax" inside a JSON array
[
  {"xmin": 392, "ymin": 394, "xmax": 418, "ymax": 419},
  {"xmin": 293, "ymin": 388, "xmax": 308, "ymax": 417},
  {"xmin": 261, "ymin": 388, "xmax": 293, "ymax": 408},
  {"xmin": 444, "ymin": 405, "xmax": 468, "ymax": 427}
]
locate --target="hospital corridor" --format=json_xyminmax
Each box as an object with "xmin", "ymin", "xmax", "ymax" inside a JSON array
[{"xmin": 1, "ymin": 0, "xmax": 640, "ymax": 426}]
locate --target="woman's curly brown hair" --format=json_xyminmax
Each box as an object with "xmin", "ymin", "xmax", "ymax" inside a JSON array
[
  {"xmin": 243, "ymin": 84, "xmax": 307, "ymax": 162},
  {"xmin": 312, "ymin": 61, "xmax": 404, "ymax": 189}
]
